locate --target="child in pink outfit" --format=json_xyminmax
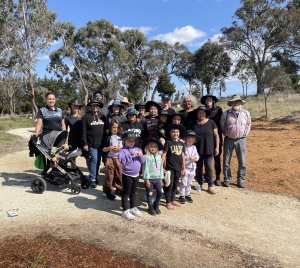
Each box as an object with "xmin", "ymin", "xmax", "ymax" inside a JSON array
[{"xmin": 179, "ymin": 130, "xmax": 199, "ymax": 204}]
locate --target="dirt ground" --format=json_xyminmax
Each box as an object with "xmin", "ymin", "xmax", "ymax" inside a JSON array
[{"xmin": 0, "ymin": 121, "xmax": 299, "ymax": 268}]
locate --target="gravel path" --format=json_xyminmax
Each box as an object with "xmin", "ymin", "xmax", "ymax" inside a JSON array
[{"xmin": 0, "ymin": 128, "xmax": 299, "ymax": 267}]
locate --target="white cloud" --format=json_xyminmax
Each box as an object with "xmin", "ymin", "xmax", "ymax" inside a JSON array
[
  {"xmin": 189, "ymin": 33, "xmax": 222, "ymax": 48},
  {"xmin": 152, "ymin": 25, "xmax": 206, "ymax": 45},
  {"xmin": 38, "ymin": 55, "xmax": 50, "ymax": 60},
  {"xmin": 116, "ymin": 25, "xmax": 155, "ymax": 35}
]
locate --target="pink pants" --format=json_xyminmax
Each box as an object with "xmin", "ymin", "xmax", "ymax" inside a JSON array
[{"xmin": 179, "ymin": 168, "xmax": 194, "ymax": 196}]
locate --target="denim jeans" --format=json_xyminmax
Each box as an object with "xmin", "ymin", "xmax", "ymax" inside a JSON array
[
  {"xmin": 88, "ymin": 147, "xmax": 102, "ymax": 181},
  {"xmin": 223, "ymin": 137, "xmax": 246, "ymax": 183},
  {"xmin": 145, "ymin": 179, "xmax": 163, "ymax": 206}
]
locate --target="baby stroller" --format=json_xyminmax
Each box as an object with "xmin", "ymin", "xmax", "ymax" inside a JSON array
[{"xmin": 30, "ymin": 130, "xmax": 90, "ymax": 194}]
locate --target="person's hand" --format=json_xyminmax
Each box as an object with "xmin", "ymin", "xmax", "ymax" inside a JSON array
[
  {"xmin": 83, "ymin": 145, "xmax": 89, "ymax": 151},
  {"xmin": 214, "ymin": 148, "xmax": 219, "ymax": 156},
  {"xmin": 112, "ymin": 146, "xmax": 119, "ymax": 152},
  {"xmin": 182, "ymin": 168, "xmax": 186, "ymax": 177},
  {"xmin": 145, "ymin": 180, "xmax": 150, "ymax": 188}
]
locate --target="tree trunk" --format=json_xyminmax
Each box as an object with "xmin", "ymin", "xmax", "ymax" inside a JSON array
[
  {"xmin": 256, "ymin": 70, "xmax": 264, "ymax": 94},
  {"xmin": 29, "ymin": 71, "xmax": 38, "ymax": 118},
  {"xmin": 264, "ymin": 93, "xmax": 268, "ymax": 118}
]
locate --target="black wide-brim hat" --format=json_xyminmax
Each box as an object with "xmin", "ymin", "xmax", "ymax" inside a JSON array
[
  {"xmin": 145, "ymin": 101, "xmax": 162, "ymax": 112},
  {"xmin": 87, "ymin": 99, "xmax": 103, "ymax": 108},
  {"xmin": 183, "ymin": 130, "xmax": 201, "ymax": 141},
  {"xmin": 68, "ymin": 99, "xmax": 83, "ymax": 108},
  {"xmin": 142, "ymin": 138, "xmax": 164, "ymax": 152},
  {"xmin": 121, "ymin": 131, "xmax": 139, "ymax": 140},
  {"xmin": 134, "ymin": 102, "xmax": 146, "ymax": 110},
  {"xmin": 195, "ymin": 105, "xmax": 211, "ymax": 116},
  {"xmin": 165, "ymin": 124, "xmax": 186, "ymax": 139},
  {"xmin": 200, "ymin": 94, "xmax": 218, "ymax": 105},
  {"xmin": 170, "ymin": 112, "xmax": 185, "ymax": 124}
]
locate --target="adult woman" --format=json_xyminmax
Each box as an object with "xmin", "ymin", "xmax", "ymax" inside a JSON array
[
  {"xmin": 193, "ymin": 106, "xmax": 219, "ymax": 194},
  {"xmin": 64, "ymin": 100, "xmax": 83, "ymax": 167},
  {"xmin": 82, "ymin": 99, "xmax": 106, "ymax": 188},
  {"xmin": 179, "ymin": 94, "xmax": 198, "ymax": 130},
  {"xmin": 134, "ymin": 102, "xmax": 146, "ymax": 123},
  {"xmin": 201, "ymin": 94, "xmax": 223, "ymax": 186},
  {"xmin": 106, "ymin": 100, "xmax": 127, "ymax": 130},
  {"xmin": 34, "ymin": 92, "xmax": 66, "ymax": 174},
  {"xmin": 34, "ymin": 92, "xmax": 66, "ymax": 136}
]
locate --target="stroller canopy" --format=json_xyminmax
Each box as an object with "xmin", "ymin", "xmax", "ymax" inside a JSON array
[{"xmin": 41, "ymin": 131, "xmax": 68, "ymax": 149}]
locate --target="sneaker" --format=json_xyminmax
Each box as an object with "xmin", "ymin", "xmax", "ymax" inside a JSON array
[
  {"xmin": 214, "ymin": 179, "xmax": 222, "ymax": 186},
  {"xmin": 185, "ymin": 195, "xmax": 193, "ymax": 203},
  {"xmin": 106, "ymin": 193, "xmax": 116, "ymax": 200},
  {"xmin": 122, "ymin": 209, "xmax": 135, "ymax": 220},
  {"xmin": 237, "ymin": 181, "xmax": 245, "ymax": 188},
  {"xmin": 179, "ymin": 196, "xmax": 185, "ymax": 204},
  {"xmin": 208, "ymin": 187, "xmax": 216, "ymax": 194},
  {"xmin": 147, "ymin": 205, "xmax": 156, "ymax": 216},
  {"xmin": 223, "ymin": 180, "xmax": 230, "ymax": 187},
  {"xmin": 90, "ymin": 181, "xmax": 97, "ymax": 188},
  {"xmin": 129, "ymin": 207, "xmax": 142, "ymax": 217}
]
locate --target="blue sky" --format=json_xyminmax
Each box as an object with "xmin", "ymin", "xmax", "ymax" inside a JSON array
[{"xmin": 37, "ymin": 0, "xmax": 256, "ymax": 99}]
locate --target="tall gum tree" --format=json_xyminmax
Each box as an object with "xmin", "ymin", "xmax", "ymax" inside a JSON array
[
  {"xmin": 221, "ymin": 0, "xmax": 291, "ymax": 94},
  {"xmin": 8, "ymin": 0, "xmax": 57, "ymax": 117}
]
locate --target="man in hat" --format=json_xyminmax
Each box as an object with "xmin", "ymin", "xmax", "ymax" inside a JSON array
[
  {"xmin": 120, "ymin": 96, "xmax": 133, "ymax": 115},
  {"xmin": 201, "ymin": 94, "xmax": 223, "ymax": 186},
  {"xmin": 161, "ymin": 94, "xmax": 175, "ymax": 115},
  {"xmin": 220, "ymin": 94, "xmax": 251, "ymax": 188}
]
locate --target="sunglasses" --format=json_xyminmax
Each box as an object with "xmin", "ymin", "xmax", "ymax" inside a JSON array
[{"xmin": 95, "ymin": 94, "xmax": 102, "ymax": 97}]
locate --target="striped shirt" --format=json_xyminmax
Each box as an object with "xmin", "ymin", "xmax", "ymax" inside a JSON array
[{"xmin": 220, "ymin": 109, "xmax": 251, "ymax": 139}]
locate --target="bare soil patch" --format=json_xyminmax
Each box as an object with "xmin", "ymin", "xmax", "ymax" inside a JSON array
[{"xmin": 0, "ymin": 121, "xmax": 299, "ymax": 267}]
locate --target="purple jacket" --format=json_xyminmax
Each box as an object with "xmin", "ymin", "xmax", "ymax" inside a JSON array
[{"xmin": 118, "ymin": 146, "xmax": 146, "ymax": 177}]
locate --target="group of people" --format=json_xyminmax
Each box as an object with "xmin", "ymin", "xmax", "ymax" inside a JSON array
[{"xmin": 33, "ymin": 90, "xmax": 251, "ymax": 220}]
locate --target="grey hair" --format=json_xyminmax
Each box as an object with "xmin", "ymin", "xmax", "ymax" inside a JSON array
[{"xmin": 181, "ymin": 94, "xmax": 198, "ymax": 108}]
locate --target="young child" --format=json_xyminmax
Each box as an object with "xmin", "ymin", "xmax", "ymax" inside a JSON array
[
  {"xmin": 157, "ymin": 110, "xmax": 170, "ymax": 146},
  {"xmin": 179, "ymin": 130, "xmax": 200, "ymax": 204},
  {"xmin": 162, "ymin": 124, "xmax": 186, "ymax": 210},
  {"xmin": 170, "ymin": 112, "xmax": 185, "ymax": 125},
  {"xmin": 142, "ymin": 138, "xmax": 164, "ymax": 216},
  {"xmin": 118, "ymin": 131, "xmax": 146, "ymax": 220},
  {"xmin": 102, "ymin": 119, "xmax": 124, "ymax": 200}
]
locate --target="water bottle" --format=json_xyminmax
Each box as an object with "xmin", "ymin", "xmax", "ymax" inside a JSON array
[{"xmin": 196, "ymin": 182, "xmax": 201, "ymax": 194}]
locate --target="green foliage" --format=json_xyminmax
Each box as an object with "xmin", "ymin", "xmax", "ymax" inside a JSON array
[
  {"xmin": 193, "ymin": 40, "xmax": 231, "ymax": 95},
  {"xmin": 156, "ymin": 72, "xmax": 176, "ymax": 96}
]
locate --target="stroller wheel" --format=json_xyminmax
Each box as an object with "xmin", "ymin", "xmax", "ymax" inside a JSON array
[
  {"xmin": 31, "ymin": 178, "xmax": 47, "ymax": 194},
  {"xmin": 81, "ymin": 176, "xmax": 90, "ymax": 189},
  {"xmin": 71, "ymin": 182, "xmax": 81, "ymax": 194}
]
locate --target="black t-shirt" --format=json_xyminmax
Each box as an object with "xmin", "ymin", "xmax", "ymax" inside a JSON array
[
  {"xmin": 82, "ymin": 112, "xmax": 106, "ymax": 148},
  {"xmin": 164, "ymin": 139, "xmax": 184, "ymax": 172},
  {"xmin": 208, "ymin": 106, "xmax": 223, "ymax": 134},
  {"xmin": 141, "ymin": 115, "xmax": 160, "ymax": 140},
  {"xmin": 122, "ymin": 121, "xmax": 144, "ymax": 148},
  {"xmin": 179, "ymin": 109, "xmax": 197, "ymax": 130},
  {"xmin": 37, "ymin": 106, "xmax": 63, "ymax": 134},
  {"xmin": 64, "ymin": 115, "xmax": 83, "ymax": 143},
  {"xmin": 193, "ymin": 120, "xmax": 217, "ymax": 155},
  {"xmin": 162, "ymin": 107, "xmax": 175, "ymax": 115}
]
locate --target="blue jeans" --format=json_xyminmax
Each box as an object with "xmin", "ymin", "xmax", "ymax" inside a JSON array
[
  {"xmin": 145, "ymin": 179, "xmax": 163, "ymax": 206},
  {"xmin": 88, "ymin": 147, "xmax": 102, "ymax": 181},
  {"xmin": 223, "ymin": 137, "xmax": 246, "ymax": 184}
]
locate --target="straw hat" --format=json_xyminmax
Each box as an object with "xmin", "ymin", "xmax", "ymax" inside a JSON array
[
  {"xmin": 120, "ymin": 97, "xmax": 133, "ymax": 107},
  {"xmin": 227, "ymin": 94, "xmax": 245, "ymax": 106}
]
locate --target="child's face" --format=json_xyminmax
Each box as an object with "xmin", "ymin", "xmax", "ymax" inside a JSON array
[
  {"xmin": 159, "ymin": 115, "xmax": 168, "ymax": 123},
  {"xmin": 148, "ymin": 143, "xmax": 158, "ymax": 154},
  {"xmin": 170, "ymin": 129, "xmax": 180, "ymax": 140},
  {"xmin": 111, "ymin": 123, "xmax": 118, "ymax": 135},
  {"xmin": 185, "ymin": 136, "xmax": 196, "ymax": 146},
  {"xmin": 127, "ymin": 114, "xmax": 136, "ymax": 123},
  {"xmin": 124, "ymin": 138, "xmax": 135, "ymax": 147},
  {"xmin": 172, "ymin": 115, "xmax": 181, "ymax": 125},
  {"xmin": 149, "ymin": 106, "xmax": 158, "ymax": 116}
]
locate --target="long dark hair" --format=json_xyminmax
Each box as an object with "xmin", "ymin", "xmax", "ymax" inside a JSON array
[{"xmin": 108, "ymin": 119, "xmax": 124, "ymax": 136}]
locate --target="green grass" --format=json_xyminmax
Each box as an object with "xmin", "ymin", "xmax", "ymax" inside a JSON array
[{"xmin": 0, "ymin": 117, "xmax": 34, "ymax": 131}]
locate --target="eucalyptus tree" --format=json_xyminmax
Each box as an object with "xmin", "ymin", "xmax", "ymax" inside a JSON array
[
  {"xmin": 49, "ymin": 19, "xmax": 129, "ymax": 104},
  {"xmin": 193, "ymin": 40, "xmax": 232, "ymax": 95},
  {"xmin": 221, "ymin": 0, "xmax": 292, "ymax": 94},
  {"xmin": 5, "ymin": 0, "xmax": 58, "ymax": 117}
]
